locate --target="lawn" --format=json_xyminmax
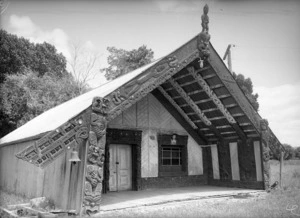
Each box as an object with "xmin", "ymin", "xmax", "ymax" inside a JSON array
[
  {"xmin": 1, "ymin": 159, "xmax": 300, "ymax": 217},
  {"xmin": 269, "ymin": 159, "xmax": 300, "ymax": 189}
]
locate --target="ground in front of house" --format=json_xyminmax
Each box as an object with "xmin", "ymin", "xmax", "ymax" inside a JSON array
[
  {"xmin": 1, "ymin": 160, "xmax": 300, "ymax": 217},
  {"xmin": 97, "ymin": 189, "xmax": 300, "ymax": 218}
]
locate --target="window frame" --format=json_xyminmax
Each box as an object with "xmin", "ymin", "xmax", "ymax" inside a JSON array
[{"xmin": 158, "ymin": 134, "xmax": 188, "ymax": 177}]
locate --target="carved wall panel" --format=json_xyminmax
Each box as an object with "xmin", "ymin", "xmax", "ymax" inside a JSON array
[
  {"xmin": 238, "ymin": 140, "xmax": 256, "ymax": 181},
  {"xmin": 16, "ymin": 113, "xmax": 89, "ymax": 168},
  {"xmin": 217, "ymin": 143, "xmax": 232, "ymax": 180}
]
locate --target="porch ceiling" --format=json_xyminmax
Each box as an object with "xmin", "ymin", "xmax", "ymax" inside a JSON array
[{"xmin": 157, "ymin": 59, "xmax": 260, "ymax": 143}]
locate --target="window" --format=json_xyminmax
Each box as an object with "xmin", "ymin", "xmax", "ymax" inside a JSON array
[
  {"xmin": 158, "ymin": 134, "xmax": 188, "ymax": 176},
  {"xmin": 161, "ymin": 146, "xmax": 182, "ymax": 166}
]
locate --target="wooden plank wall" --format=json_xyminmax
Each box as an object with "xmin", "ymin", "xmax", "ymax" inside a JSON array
[
  {"xmin": 0, "ymin": 140, "xmax": 86, "ymax": 212},
  {"xmin": 108, "ymin": 93, "xmax": 204, "ymax": 178},
  {"xmin": 0, "ymin": 140, "xmax": 45, "ymax": 198}
]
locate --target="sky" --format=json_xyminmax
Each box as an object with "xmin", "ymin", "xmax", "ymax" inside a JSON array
[{"xmin": 1, "ymin": 0, "xmax": 300, "ymax": 147}]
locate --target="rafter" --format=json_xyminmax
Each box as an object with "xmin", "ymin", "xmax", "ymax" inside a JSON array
[
  {"xmin": 169, "ymin": 78, "xmax": 211, "ymax": 126},
  {"xmin": 218, "ymin": 94, "xmax": 231, "ymax": 99},
  {"xmin": 187, "ymin": 66, "xmax": 248, "ymax": 140},
  {"xmin": 202, "ymin": 74, "xmax": 217, "ymax": 80},
  {"xmin": 187, "ymin": 89, "xmax": 205, "ymax": 95},
  {"xmin": 180, "ymin": 80, "xmax": 198, "ymax": 87},
  {"xmin": 216, "ymin": 125, "xmax": 231, "ymax": 129},
  {"xmin": 158, "ymin": 86, "xmax": 198, "ymax": 129},
  {"xmin": 188, "ymin": 66, "xmax": 236, "ymax": 124},
  {"xmin": 210, "ymin": 84, "xmax": 224, "ymax": 89}
]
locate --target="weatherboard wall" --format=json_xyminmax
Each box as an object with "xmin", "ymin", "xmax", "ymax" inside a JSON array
[{"xmin": 0, "ymin": 139, "xmax": 86, "ymax": 212}]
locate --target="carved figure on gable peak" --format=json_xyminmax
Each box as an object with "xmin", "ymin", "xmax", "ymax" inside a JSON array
[
  {"xmin": 198, "ymin": 4, "xmax": 211, "ymax": 59},
  {"xmin": 92, "ymin": 96, "xmax": 110, "ymax": 115},
  {"xmin": 202, "ymin": 4, "xmax": 209, "ymax": 32}
]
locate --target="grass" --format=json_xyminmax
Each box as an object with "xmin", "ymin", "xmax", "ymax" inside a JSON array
[
  {"xmin": 1, "ymin": 160, "xmax": 300, "ymax": 218},
  {"xmin": 98, "ymin": 190, "xmax": 300, "ymax": 218},
  {"xmin": 270, "ymin": 159, "xmax": 300, "ymax": 189},
  {"xmin": 0, "ymin": 191, "xmax": 29, "ymax": 207}
]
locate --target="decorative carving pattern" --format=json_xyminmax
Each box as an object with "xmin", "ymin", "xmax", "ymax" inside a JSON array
[
  {"xmin": 82, "ymin": 97, "xmax": 108, "ymax": 215},
  {"xmin": 106, "ymin": 51, "xmax": 199, "ymax": 122},
  {"xmin": 218, "ymin": 143, "xmax": 231, "ymax": 180},
  {"xmin": 108, "ymin": 56, "xmax": 179, "ymax": 109},
  {"xmin": 16, "ymin": 116, "xmax": 89, "ymax": 168},
  {"xmin": 238, "ymin": 139, "xmax": 256, "ymax": 181},
  {"xmin": 169, "ymin": 77, "xmax": 211, "ymax": 126},
  {"xmin": 158, "ymin": 86, "xmax": 197, "ymax": 129},
  {"xmin": 260, "ymin": 119, "xmax": 270, "ymax": 190},
  {"xmin": 197, "ymin": 4, "xmax": 210, "ymax": 58},
  {"xmin": 187, "ymin": 66, "xmax": 236, "ymax": 124}
]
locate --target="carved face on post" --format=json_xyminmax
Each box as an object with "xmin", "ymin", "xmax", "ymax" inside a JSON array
[
  {"xmin": 92, "ymin": 97, "xmax": 110, "ymax": 115},
  {"xmin": 260, "ymin": 119, "xmax": 269, "ymax": 131},
  {"xmin": 91, "ymin": 113, "xmax": 107, "ymax": 139},
  {"xmin": 204, "ymin": 4, "xmax": 209, "ymax": 15}
]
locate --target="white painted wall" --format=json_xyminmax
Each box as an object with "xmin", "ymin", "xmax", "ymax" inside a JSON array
[
  {"xmin": 210, "ymin": 144, "xmax": 220, "ymax": 180},
  {"xmin": 229, "ymin": 142, "xmax": 240, "ymax": 181},
  {"xmin": 254, "ymin": 141, "xmax": 263, "ymax": 181},
  {"xmin": 187, "ymin": 136, "xmax": 203, "ymax": 175},
  {"xmin": 109, "ymin": 93, "xmax": 203, "ymax": 178}
]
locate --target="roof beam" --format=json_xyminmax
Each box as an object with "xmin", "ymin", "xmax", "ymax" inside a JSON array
[
  {"xmin": 169, "ymin": 78, "xmax": 224, "ymax": 140},
  {"xmin": 152, "ymin": 89, "xmax": 207, "ymax": 145},
  {"xmin": 188, "ymin": 66, "xmax": 247, "ymax": 140},
  {"xmin": 169, "ymin": 78, "xmax": 211, "ymax": 126},
  {"xmin": 157, "ymin": 86, "xmax": 197, "ymax": 129},
  {"xmin": 188, "ymin": 66, "xmax": 236, "ymax": 124}
]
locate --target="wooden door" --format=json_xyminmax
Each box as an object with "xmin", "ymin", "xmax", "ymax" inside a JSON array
[{"xmin": 109, "ymin": 144, "xmax": 132, "ymax": 191}]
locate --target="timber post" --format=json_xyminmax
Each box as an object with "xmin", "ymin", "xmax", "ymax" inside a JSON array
[
  {"xmin": 82, "ymin": 96, "xmax": 109, "ymax": 215},
  {"xmin": 260, "ymin": 119, "xmax": 270, "ymax": 191}
]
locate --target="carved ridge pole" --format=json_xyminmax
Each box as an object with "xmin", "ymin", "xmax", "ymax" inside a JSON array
[
  {"xmin": 82, "ymin": 97, "xmax": 109, "ymax": 215},
  {"xmin": 260, "ymin": 119, "xmax": 270, "ymax": 191}
]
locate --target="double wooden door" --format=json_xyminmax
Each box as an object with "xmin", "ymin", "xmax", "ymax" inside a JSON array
[{"xmin": 109, "ymin": 144, "xmax": 132, "ymax": 191}]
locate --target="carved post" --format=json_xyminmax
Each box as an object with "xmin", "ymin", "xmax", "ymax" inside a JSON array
[
  {"xmin": 260, "ymin": 119, "xmax": 270, "ymax": 190},
  {"xmin": 82, "ymin": 97, "xmax": 109, "ymax": 215}
]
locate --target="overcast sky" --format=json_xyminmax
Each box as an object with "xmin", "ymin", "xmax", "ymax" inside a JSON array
[{"xmin": 1, "ymin": 0, "xmax": 300, "ymax": 147}]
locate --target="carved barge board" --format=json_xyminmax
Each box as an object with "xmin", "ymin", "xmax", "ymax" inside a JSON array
[
  {"xmin": 15, "ymin": 110, "xmax": 90, "ymax": 168},
  {"xmin": 105, "ymin": 37, "xmax": 200, "ymax": 122}
]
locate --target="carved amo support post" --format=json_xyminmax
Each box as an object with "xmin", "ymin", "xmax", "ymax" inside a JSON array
[
  {"xmin": 82, "ymin": 97, "xmax": 109, "ymax": 215},
  {"xmin": 260, "ymin": 119, "xmax": 270, "ymax": 190}
]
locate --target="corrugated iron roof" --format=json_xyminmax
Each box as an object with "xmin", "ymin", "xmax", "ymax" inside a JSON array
[{"xmin": 0, "ymin": 59, "xmax": 161, "ymax": 145}]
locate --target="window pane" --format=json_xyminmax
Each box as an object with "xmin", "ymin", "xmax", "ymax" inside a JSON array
[
  {"xmin": 172, "ymin": 158, "xmax": 180, "ymax": 165},
  {"xmin": 162, "ymin": 150, "xmax": 171, "ymax": 157},
  {"xmin": 162, "ymin": 159, "xmax": 171, "ymax": 165},
  {"xmin": 172, "ymin": 151, "xmax": 180, "ymax": 157}
]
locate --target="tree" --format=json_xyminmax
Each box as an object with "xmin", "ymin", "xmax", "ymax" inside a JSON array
[
  {"xmin": 68, "ymin": 42, "xmax": 101, "ymax": 94},
  {"xmin": 0, "ymin": 29, "xmax": 67, "ymax": 83},
  {"xmin": 270, "ymin": 143, "xmax": 294, "ymax": 160},
  {"xmin": 101, "ymin": 45, "xmax": 154, "ymax": 80},
  {"xmin": 0, "ymin": 70, "xmax": 84, "ymax": 137},
  {"xmin": 232, "ymin": 72, "xmax": 259, "ymax": 111},
  {"xmin": 294, "ymin": 147, "xmax": 300, "ymax": 159}
]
